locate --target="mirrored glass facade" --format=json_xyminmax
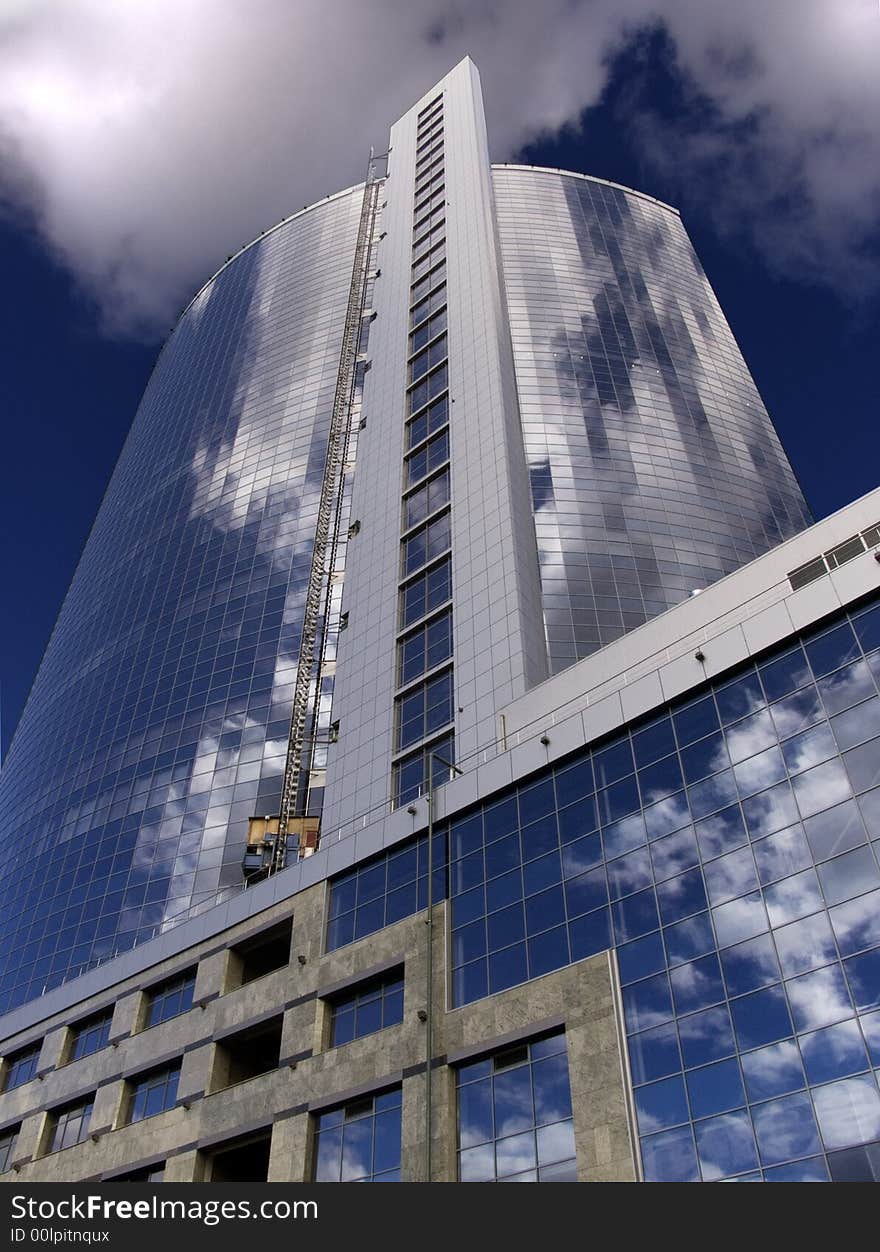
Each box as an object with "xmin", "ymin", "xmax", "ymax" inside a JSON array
[
  {"xmin": 0, "ymin": 63, "xmax": 815, "ymax": 1031},
  {"xmin": 0, "ymin": 189, "xmax": 364, "ymax": 1013},
  {"xmin": 493, "ymin": 167, "xmax": 811, "ymax": 672},
  {"xmin": 456, "ymin": 1031, "xmax": 577, "ymax": 1182},
  {"xmin": 329, "ymin": 595, "xmax": 880, "ymax": 1180}
]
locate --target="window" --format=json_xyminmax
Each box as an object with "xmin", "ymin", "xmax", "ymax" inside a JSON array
[
  {"xmin": 412, "ymin": 223, "xmax": 446, "ymax": 263},
  {"xmin": 392, "ymin": 731, "xmax": 455, "ymax": 808},
  {"xmin": 414, "ymin": 184, "xmax": 444, "ymax": 217},
  {"xmin": 411, "ymin": 240, "xmax": 445, "ymax": 282},
  {"xmin": 69, "ymin": 1010, "xmax": 113, "ymax": 1063},
  {"xmin": 410, "ymin": 261, "xmax": 446, "ymax": 306},
  {"xmin": 205, "ymin": 1133, "xmax": 271, "ymax": 1182},
  {"xmin": 329, "ymin": 971, "xmax": 404, "ymax": 1047},
  {"xmin": 413, "ymin": 198, "xmax": 445, "ymax": 235},
  {"xmin": 415, "ymin": 165, "xmax": 444, "ymax": 193},
  {"xmin": 410, "ymin": 282, "xmax": 447, "ymax": 329},
  {"xmin": 416, "ymin": 123, "xmax": 443, "ymax": 154},
  {"xmin": 326, "ymin": 828, "xmax": 446, "ymax": 950},
  {"xmin": 401, "ymin": 511, "xmax": 450, "ymax": 577},
  {"xmin": 227, "ymin": 919, "xmax": 292, "ymax": 987},
  {"xmin": 210, "ymin": 1017, "xmax": 282, "ymax": 1091},
  {"xmin": 406, "ymin": 393, "xmax": 448, "ymax": 449},
  {"xmin": 396, "ymin": 668, "xmax": 453, "ymax": 751},
  {"xmin": 3, "ymin": 1043, "xmax": 40, "ymax": 1091},
  {"xmin": 825, "ymin": 535, "xmax": 866, "ymax": 568},
  {"xmin": 407, "ymin": 363, "xmax": 448, "ymax": 415},
  {"xmin": 47, "ymin": 1098, "xmax": 94, "ymax": 1154},
  {"xmin": 457, "ymin": 1032, "xmax": 577, "ymax": 1182},
  {"xmin": 789, "ymin": 556, "xmax": 828, "ymax": 591},
  {"xmin": 410, "ymin": 307, "xmax": 447, "ymax": 355},
  {"xmin": 313, "ymin": 1089, "xmax": 402, "ymax": 1182},
  {"xmin": 144, "ymin": 969, "xmax": 195, "ymax": 1028},
  {"xmin": 417, "ymin": 94, "xmax": 442, "ymax": 120},
  {"xmin": 128, "ymin": 1063, "xmax": 181, "ymax": 1123},
  {"xmin": 409, "ymin": 335, "xmax": 447, "ymax": 386},
  {"xmin": 403, "ymin": 469, "xmax": 449, "ymax": 530},
  {"xmin": 400, "ymin": 556, "xmax": 452, "ymax": 629},
  {"xmin": 405, "ymin": 429, "xmax": 449, "ymax": 488},
  {"xmin": 398, "ymin": 610, "xmax": 453, "ymax": 686},
  {"xmin": 0, "ymin": 1125, "xmax": 19, "ymax": 1173},
  {"xmin": 414, "ymin": 156, "xmax": 444, "ymax": 189},
  {"xmin": 416, "ymin": 140, "xmax": 443, "ymax": 171}
]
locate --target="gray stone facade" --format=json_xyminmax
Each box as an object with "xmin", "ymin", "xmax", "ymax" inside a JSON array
[{"xmin": 0, "ymin": 881, "xmax": 635, "ymax": 1182}]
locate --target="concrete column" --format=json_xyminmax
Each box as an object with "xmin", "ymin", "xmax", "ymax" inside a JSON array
[
  {"xmin": 178, "ymin": 1044, "xmax": 212, "ymax": 1104},
  {"xmin": 290, "ymin": 888, "xmax": 324, "ymax": 965},
  {"xmin": 401, "ymin": 1073, "xmax": 425, "ymax": 1182},
  {"xmin": 164, "ymin": 1150, "xmax": 199, "ymax": 1182},
  {"xmin": 280, "ymin": 1001, "xmax": 316, "ymax": 1067},
  {"xmin": 90, "ymin": 1079, "xmax": 126, "ymax": 1136},
  {"xmin": 9, "ymin": 1111, "xmax": 46, "ymax": 1169},
  {"xmin": 194, "ymin": 950, "xmax": 228, "ymax": 1003},
  {"xmin": 109, "ymin": 991, "xmax": 141, "ymax": 1042},
  {"xmin": 268, "ymin": 1113, "xmax": 309, "ymax": 1182},
  {"xmin": 37, "ymin": 1027, "xmax": 69, "ymax": 1075}
]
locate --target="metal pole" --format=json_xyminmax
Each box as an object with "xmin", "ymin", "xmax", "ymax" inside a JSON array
[
  {"xmin": 425, "ymin": 752, "xmax": 434, "ymax": 1184},
  {"xmin": 424, "ymin": 751, "xmax": 460, "ymax": 1184}
]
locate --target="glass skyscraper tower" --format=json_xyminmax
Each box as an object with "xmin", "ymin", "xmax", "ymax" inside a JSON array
[
  {"xmin": 3, "ymin": 56, "xmax": 880, "ymax": 1189},
  {"xmin": 0, "ymin": 59, "xmax": 809, "ymax": 1016}
]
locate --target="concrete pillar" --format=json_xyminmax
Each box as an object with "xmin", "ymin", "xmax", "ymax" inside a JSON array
[
  {"xmin": 37, "ymin": 1026, "xmax": 69, "ymax": 1075},
  {"xmin": 109, "ymin": 991, "xmax": 141, "ymax": 1042},
  {"xmin": 9, "ymin": 1111, "xmax": 46, "ymax": 1169},
  {"xmin": 268, "ymin": 1112, "xmax": 309, "ymax": 1182},
  {"xmin": 164, "ymin": 1150, "xmax": 199, "ymax": 1182},
  {"xmin": 178, "ymin": 1044, "xmax": 212, "ymax": 1104},
  {"xmin": 194, "ymin": 950, "xmax": 228, "ymax": 1003},
  {"xmin": 89, "ymin": 1079, "xmax": 125, "ymax": 1136}
]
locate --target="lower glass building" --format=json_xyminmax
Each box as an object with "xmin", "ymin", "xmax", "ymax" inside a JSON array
[{"xmin": 327, "ymin": 592, "xmax": 880, "ymax": 1181}]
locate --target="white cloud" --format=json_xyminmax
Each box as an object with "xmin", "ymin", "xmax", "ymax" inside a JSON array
[{"xmin": 0, "ymin": 1, "xmax": 877, "ymax": 335}]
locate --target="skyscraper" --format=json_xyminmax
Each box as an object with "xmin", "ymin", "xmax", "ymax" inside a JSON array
[{"xmin": 2, "ymin": 59, "xmax": 877, "ymax": 1185}]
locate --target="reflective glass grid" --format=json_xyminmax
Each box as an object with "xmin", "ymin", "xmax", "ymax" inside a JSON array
[
  {"xmin": 128, "ymin": 1064, "xmax": 181, "ymax": 1123},
  {"xmin": 457, "ymin": 1031, "xmax": 577, "ymax": 1182},
  {"xmin": 327, "ymin": 829, "xmax": 446, "ymax": 950},
  {"xmin": 399, "ymin": 556, "xmax": 451, "ymax": 631},
  {"xmin": 3, "ymin": 1043, "xmax": 40, "ymax": 1091},
  {"xmin": 329, "ymin": 597, "xmax": 880, "ymax": 1180},
  {"xmin": 145, "ymin": 969, "xmax": 195, "ymax": 1028},
  {"xmin": 405, "ymin": 428, "xmax": 449, "ymax": 488},
  {"xmin": 398, "ymin": 609, "xmax": 453, "ymax": 686},
  {"xmin": 313, "ymin": 1088, "xmax": 402, "ymax": 1182},
  {"xmin": 0, "ymin": 188, "xmax": 366, "ymax": 1012},
  {"xmin": 49, "ymin": 1098, "xmax": 93, "ymax": 1153},
  {"xmin": 392, "ymin": 106, "xmax": 454, "ymax": 806},
  {"xmin": 69, "ymin": 1010, "xmax": 113, "ymax": 1062},
  {"xmin": 0, "ymin": 1125, "xmax": 18, "ymax": 1173},
  {"xmin": 329, "ymin": 971, "xmax": 404, "ymax": 1047},
  {"xmin": 492, "ymin": 168, "xmax": 811, "ymax": 674}
]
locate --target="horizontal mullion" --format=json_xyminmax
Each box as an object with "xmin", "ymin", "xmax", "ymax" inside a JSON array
[
  {"xmin": 406, "ymin": 328, "xmax": 448, "ymax": 366},
  {"xmin": 407, "ymin": 383, "xmax": 450, "ymax": 422},
  {"xmin": 399, "ymin": 498, "xmax": 451, "ymax": 544},
  {"xmin": 391, "ymin": 718, "xmax": 455, "ymax": 764}
]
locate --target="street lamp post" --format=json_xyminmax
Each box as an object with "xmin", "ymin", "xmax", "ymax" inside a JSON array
[{"xmin": 424, "ymin": 750, "xmax": 461, "ymax": 1183}]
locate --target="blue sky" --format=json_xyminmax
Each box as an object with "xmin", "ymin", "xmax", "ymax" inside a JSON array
[{"xmin": 1, "ymin": 2, "xmax": 878, "ymax": 751}]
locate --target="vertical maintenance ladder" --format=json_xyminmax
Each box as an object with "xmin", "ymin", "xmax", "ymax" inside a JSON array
[{"xmin": 270, "ymin": 171, "xmax": 382, "ymax": 875}]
